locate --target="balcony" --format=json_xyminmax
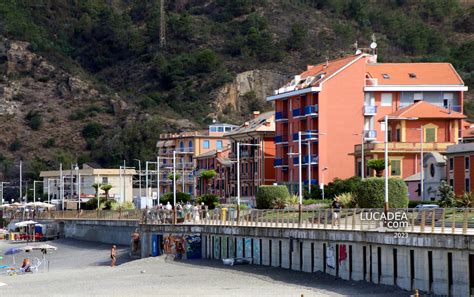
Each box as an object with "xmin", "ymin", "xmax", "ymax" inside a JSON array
[
  {"xmin": 364, "ymin": 105, "xmax": 377, "ymax": 116},
  {"xmin": 274, "ymin": 135, "xmax": 288, "ymax": 144},
  {"xmin": 292, "ymin": 108, "xmax": 301, "ymax": 118},
  {"xmin": 293, "ymin": 131, "xmax": 319, "ymax": 141},
  {"xmin": 274, "ymin": 158, "xmax": 288, "ymax": 167},
  {"xmin": 292, "ymin": 155, "xmax": 318, "ymax": 165},
  {"xmin": 364, "ymin": 130, "xmax": 377, "ymax": 141},
  {"xmin": 304, "ymin": 179, "xmax": 318, "ymax": 186},
  {"xmin": 355, "ymin": 141, "xmax": 455, "ymax": 154},
  {"xmin": 275, "ymin": 111, "xmax": 288, "ymax": 121},
  {"xmin": 304, "ymin": 105, "xmax": 318, "ymax": 116}
]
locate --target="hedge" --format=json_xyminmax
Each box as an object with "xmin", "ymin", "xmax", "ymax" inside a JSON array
[
  {"xmin": 256, "ymin": 185, "xmax": 290, "ymax": 209},
  {"xmin": 355, "ymin": 177, "xmax": 408, "ymax": 208},
  {"xmin": 159, "ymin": 192, "xmax": 191, "ymax": 205}
]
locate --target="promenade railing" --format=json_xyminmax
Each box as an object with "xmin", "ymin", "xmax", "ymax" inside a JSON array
[{"xmin": 36, "ymin": 208, "xmax": 474, "ymax": 235}]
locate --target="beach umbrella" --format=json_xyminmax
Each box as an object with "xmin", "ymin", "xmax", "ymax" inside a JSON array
[
  {"xmin": 4, "ymin": 247, "xmax": 21, "ymax": 265},
  {"xmin": 31, "ymin": 244, "xmax": 57, "ymax": 251},
  {"xmin": 15, "ymin": 220, "xmax": 38, "ymax": 227}
]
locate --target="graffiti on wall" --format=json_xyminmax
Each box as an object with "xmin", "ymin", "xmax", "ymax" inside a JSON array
[
  {"xmin": 253, "ymin": 239, "xmax": 260, "ymax": 264},
  {"xmin": 214, "ymin": 236, "xmax": 220, "ymax": 259},
  {"xmin": 326, "ymin": 244, "xmax": 336, "ymax": 269},
  {"xmin": 236, "ymin": 239, "xmax": 243, "ymax": 257},
  {"xmin": 245, "ymin": 238, "xmax": 252, "ymax": 258},
  {"xmin": 162, "ymin": 234, "xmax": 201, "ymax": 260}
]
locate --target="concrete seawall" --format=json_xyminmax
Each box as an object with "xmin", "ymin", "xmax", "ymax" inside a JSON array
[{"xmin": 141, "ymin": 224, "xmax": 473, "ymax": 296}]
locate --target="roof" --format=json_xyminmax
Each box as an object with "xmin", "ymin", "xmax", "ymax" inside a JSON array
[
  {"xmin": 423, "ymin": 151, "xmax": 446, "ymax": 164},
  {"xmin": 446, "ymin": 143, "xmax": 474, "ymax": 155},
  {"xmin": 404, "ymin": 172, "xmax": 421, "ymax": 182},
  {"xmin": 217, "ymin": 157, "xmax": 233, "ymax": 167},
  {"xmin": 380, "ymin": 101, "xmax": 466, "ymax": 121},
  {"xmin": 196, "ymin": 150, "xmax": 218, "ymax": 159},
  {"xmin": 226, "ymin": 111, "xmax": 275, "ymax": 136},
  {"xmin": 366, "ymin": 63, "xmax": 464, "ymax": 85}
]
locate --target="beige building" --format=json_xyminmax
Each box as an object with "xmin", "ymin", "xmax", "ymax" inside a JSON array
[
  {"xmin": 40, "ymin": 164, "xmax": 136, "ymax": 206},
  {"xmin": 157, "ymin": 123, "xmax": 237, "ymax": 196}
]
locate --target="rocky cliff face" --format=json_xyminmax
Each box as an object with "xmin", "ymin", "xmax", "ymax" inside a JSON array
[
  {"xmin": 210, "ymin": 70, "xmax": 288, "ymax": 119},
  {"xmin": 0, "ymin": 38, "xmax": 116, "ymax": 160}
]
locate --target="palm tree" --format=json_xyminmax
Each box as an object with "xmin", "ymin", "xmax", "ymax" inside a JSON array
[
  {"xmin": 92, "ymin": 183, "xmax": 100, "ymax": 196},
  {"xmin": 100, "ymin": 184, "xmax": 113, "ymax": 200},
  {"xmin": 367, "ymin": 159, "xmax": 390, "ymax": 177},
  {"xmin": 167, "ymin": 172, "xmax": 181, "ymax": 182},
  {"xmin": 200, "ymin": 169, "xmax": 217, "ymax": 194}
]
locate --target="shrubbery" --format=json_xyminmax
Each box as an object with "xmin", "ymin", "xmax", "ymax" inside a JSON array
[
  {"xmin": 159, "ymin": 192, "xmax": 191, "ymax": 206},
  {"xmin": 256, "ymin": 185, "xmax": 290, "ymax": 209},
  {"xmin": 355, "ymin": 177, "xmax": 408, "ymax": 208},
  {"xmin": 336, "ymin": 192, "xmax": 356, "ymax": 208},
  {"xmin": 197, "ymin": 194, "xmax": 220, "ymax": 209}
]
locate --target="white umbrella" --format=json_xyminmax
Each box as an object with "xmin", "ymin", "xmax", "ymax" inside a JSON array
[
  {"xmin": 30, "ymin": 244, "xmax": 57, "ymax": 251},
  {"xmin": 15, "ymin": 220, "xmax": 38, "ymax": 227}
]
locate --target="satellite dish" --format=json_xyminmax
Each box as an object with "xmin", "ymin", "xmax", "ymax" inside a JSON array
[
  {"xmin": 370, "ymin": 42, "xmax": 377, "ymax": 49},
  {"xmin": 355, "ymin": 49, "xmax": 362, "ymax": 55}
]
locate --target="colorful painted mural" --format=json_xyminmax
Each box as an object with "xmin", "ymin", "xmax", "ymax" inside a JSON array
[
  {"xmin": 253, "ymin": 239, "xmax": 261, "ymax": 264},
  {"xmin": 245, "ymin": 238, "xmax": 252, "ymax": 258},
  {"xmin": 214, "ymin": 236, "xmax": 220, "ymax": 259},
  {"xmin": 162, "ymin": 234, "xmax": 201, "ymax": 260}
]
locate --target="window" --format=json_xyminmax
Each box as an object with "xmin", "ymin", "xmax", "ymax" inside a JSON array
[
  {"xmin": 449, "ymin": 179, "xmax": 454, "ymax": 187},
  {"xmin": 179, "ymin": 141, "xmax": 184, "ymax": 152},
  {"xmin": 430, "ymin": 164, "xmax": 435, "ymax": 178},
  {"xmin": 449, "ymin": 158, "xmax": 454, "ymax": 171},
  {"xmin": 390, "ymin": 160, "xmax": 402, "ymax": 176},
  {"xmin": 218, "ymin": 126, "xmax": 224, "ymax": 132},
  {"xmin": 102, "ymin": 177, "xmax": 108, "ymax": 184},
  {"xmin": 217, "ymin": 140, "xmax": 223, "ymax": 150},
  {"xmin": 387, "ymin": 127, "xmax": 392, "ymax": 142},
  {"xmin": 189, "ymin": 141, "xmax": 193, "ymax": 151},
  {"xmin": 210, "ymin": 126, "xmax": 217, "ymax": 132},
  {"xmin": 381, "ymin": 93, "xmax": 392, "ymax": 106},
  {"xmin": 203, "ymin": 140, "xmax": 210, "ymax": 149},
  {"xmin": 466, "ymin": 178, "xmax": 470, "ymax": 192},
  {"xmin": 409, "ymin": 73, "xmax": 417, "ymax": 78},
  {"xmin": 396, "ymin": 128, "xmax": 401, "ymax": 142},
  {"xmin": 466, "ymin": 157, "xmax": 470, "ymax": 170},
  {"xmin": 425, "ymin": 128, "xmax": 436, "ymax": 142},
  {"xmin": 414, "ymin": 92, "xmax": 423, "ymax": 101}
]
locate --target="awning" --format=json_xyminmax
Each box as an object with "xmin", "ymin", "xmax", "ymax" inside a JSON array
[{"xmin": 164, "ymin": 140, "xmax": 174, "ymax": 147}]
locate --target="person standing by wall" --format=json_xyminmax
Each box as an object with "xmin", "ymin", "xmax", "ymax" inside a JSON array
[{"xmin": 111, "ymin": 245, "xmax": 117, "ymax": 267}]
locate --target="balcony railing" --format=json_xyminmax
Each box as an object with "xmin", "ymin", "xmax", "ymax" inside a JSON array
[
  {"xmin": 275, "ymin": 111, "xmax": 288, "ymax": 121},
  {"xmin": 451, "ymin": 105, "xmax": 462, "ymax": 112},
  {"xmin": 304, "ymin": 179, "xmax": 318, "ymax": 185},
  {"xmin": 355, "ymin": 141, "xmax": 454, "ymax": 153},
  {"xmin": 364, "ymin": 105, "xmax": 377, "ymax": 116},
  {"xmin": 304, "ymin": 105, "xmax": 318, "ymax": 116},
  {"xmin": 274, "ymin": 135, "xmax": 288, "ymax": 144},
  {"xmin": 293, "ymin": 131, "xmax": 319, "ymax": 141},
  {"xmin": 292, "ymin": 108, "xmax": 301, "ymax": 117},
  {"xmin": 292, "ymin": 155, "xmax": 318, "ymax": 165},
  {"xmin": 274, "ymin": 158, "xmax": 288, "ymax": 167},
  {"xmin": 364, "ymin": 130, "xmax": 377, "ymax": 141}
]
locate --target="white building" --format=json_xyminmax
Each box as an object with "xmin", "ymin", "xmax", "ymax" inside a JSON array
[{"xmin": 40, "ymin": 164, "xmax": 136, "ymax": 207}]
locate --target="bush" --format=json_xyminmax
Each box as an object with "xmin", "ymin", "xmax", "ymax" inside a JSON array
[
  {"xmin": 438, "ymin": 181, "xmax": 456, "ymax": 207},
  {"xmin": 121, "ymin": 201, "xmax": 136, "ymax": 210},
  {"xmin": 42, "ymin": 138, "xmax": 55, "ymax": 148},
  {"xmin": 256, "ymin": 185, "xmax": 290, "ymax": 209},
  {"xmin": 25, "ymin": 110, "xmax": 43, "ymax": 130},
  {"xmin": 101, "ymin": 199, "xmax": 118, "ymax": 210},
  {"xmin": 302, "ymin": 199, "xmax": 332, "ymax": 205},
  {"xmin": 82, "ymin": 122, "xmax": 103, "ymax": 139},
  {"xmin": 323, "ymin": 176, "xmax": 362, "ymax": 200},
  {"xmin": 336, "ymin": 192, "xmax": 356, "ymax": 208},
  {"xmin": 84, "ymin": 197, "xmax": 106, "ymax": 210},
  {"xmin": 456, "ymin": 192, "xmax": 474, "ymax": 208},
  {"xmin": 355, "ymin": 177, "xmax": 408, "ymax": 208},
  {"xmin": 159, "ymin": 192, "xmax": 191, "ymax": 206},
  {"xmin": 197, "ymin": 194, "xmax": 220, "ymax": 209}
]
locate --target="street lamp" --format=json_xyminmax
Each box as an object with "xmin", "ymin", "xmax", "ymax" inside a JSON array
[
  {"xmin": 0, "ymin": 182, "xmax": 9, "ymax": 206},
  {"xmin": 236, "ymin": 142, "xmax": 261, "ymax": 222},
  {"xmin": 353, "ymin": 132, "xmax": 366, "ymax": 179},
  {"xmin": 134, "ymin": 159, "xmax": 142, "ymax": 200},
  {"xmin": 383, "ymin": 115, "xmax": 418, "ymax": 211},
  {"xmin": 33, "ymin": 181, "xmax": 43, "ymax": 203}
]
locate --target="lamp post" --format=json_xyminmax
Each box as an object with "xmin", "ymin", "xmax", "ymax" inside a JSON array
[
  {"xmin": 384, "ymin": 116, "xmax": 418, "ymax": 211},
  {"xmin": 236, "ymin": 142, "xmax": 261, "ymax": 223},
  {"xmin": 0, "ymin": 182, "xmax": 9, "ymax": 206},
  {"xmin": 134, "ymin": 159, "xmax": 142, "ymax": 200},
  {"xmin": 33, "ymin": 181, "xmax": 43, "ymax": 203},
  {"xmin": 96, "ymin": 175, "xmax": 101, "ymax": 210}
]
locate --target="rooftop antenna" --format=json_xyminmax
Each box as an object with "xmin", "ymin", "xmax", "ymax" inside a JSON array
[
  {"xmin": 160, "ymin": 0, "xmax": 166, "ymax": 48},
  {"xmin": 324, "ymin": 57, "xmax": 329, "ymax": 68}
]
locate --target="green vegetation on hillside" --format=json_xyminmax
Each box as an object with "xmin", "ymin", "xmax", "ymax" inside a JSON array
[{"xmin": 0, "ymin": 0, "xmax": 472, "ymax": 174}]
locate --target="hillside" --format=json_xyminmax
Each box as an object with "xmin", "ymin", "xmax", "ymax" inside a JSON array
[{"xmin": 0, "ymin": 0, "xmax": 472, "ymax": 184}]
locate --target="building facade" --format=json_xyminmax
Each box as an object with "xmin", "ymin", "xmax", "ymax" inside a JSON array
[
  {"xmin": 267, "ymin": 51, "xmax": 467, "ymax": 192},
  {"xmin": 404, "ymin": 152, "xmax": 446, "ymax": 201},
  {"xmin": 156, "ymin": 123, "xmax": 237, "ymax": 197},
  {"xmin": 195, "ymin": 149, "xmax": 232, "ymax": 200},
  {"xmin": 445, "ymin": 143, "xmax": 474, "ymax": 196},
  {"xmin": 226, "ymin": 111, "xmax": 276, "ymax": 205},
  {"xmin": 40, "ymin": 163, "xmax": 136, "ymax": 207}
]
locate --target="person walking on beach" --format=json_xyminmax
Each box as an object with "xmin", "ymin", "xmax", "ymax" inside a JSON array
[{"xmin": 111, "ymin": 245, "xmax": 117, "ymax": 267}]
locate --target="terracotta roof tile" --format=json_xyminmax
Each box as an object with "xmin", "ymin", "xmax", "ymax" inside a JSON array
[
  {"xmin": 382, "ymin": 101, "xmax": 466, "ymax": 120},
  {"xmin": 366, "ymin": 63, "xmax": 464, "ymax": 85}
]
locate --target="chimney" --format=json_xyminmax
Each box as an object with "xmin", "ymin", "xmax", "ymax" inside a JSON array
[
  {"xmin": 307, "ymin": 65, "xmax": 315, "ymax": 71},
  {"xmin": 253, "ymin": 111, "xmax": 260, "ymax": 118},
  {"xmin": 264, "ymin": 120, "xmax": 271, "ymax": 127},
  {"xmin": 244, "ymin": 121, "xmax": 250, "ymax": 127}
]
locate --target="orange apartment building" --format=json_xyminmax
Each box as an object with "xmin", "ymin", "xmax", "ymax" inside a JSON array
[
  {"xmin": 156, "ymin": 123, "xmax": 237, "ymax": 197},
  {"xmin": 267, "ymin": 51, "xmax": 468, "ymax": 192},
  {"xmin": 445, "ymin": 143, "xmax": 474, "ymax": 196},
  {"xmin": 195, "ymin": 149, "xmax": 232, "ymax": 201},
  {"xmin": 226, "ymin": 111, "xmax": 276, "ymax": 204}
]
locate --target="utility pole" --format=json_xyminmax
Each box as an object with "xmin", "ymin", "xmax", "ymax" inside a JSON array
[
  {"xmin": 160, "ymin": 0, "xmax": 166, "ymax": 47},
  {"xmin": 19, "ymin": 159, "xmax": 22, "ymax": 202}
]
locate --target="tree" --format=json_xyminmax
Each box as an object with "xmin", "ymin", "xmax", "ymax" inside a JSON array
[
  {"xmin": 82, "ymin": 122, "xmax": 103, "ymax": 139},
  {"xmin": 287, "ymin": 24, "xmax": 307, "ymax": 50},
  {"xmin": 367, "ymin": 159, "xmax": 390, "ymax": 177},
  {"xmin": 100, "ymin": 184, "xmax": 112, "ymax": 200},
  {"xmin": 168, "ymin": 172, "xmax": 181, "ymax": 182},
  {"xmin": 200, "ymin": 169, "xmax": 217, "ymax": 193},
  {"xmin": 92, "ymin": 183, "xmax": 100, "ymax": 196},
  {"xmin": 355, "ymin": 177, "xmax": 408, "ymax": 208},
  {"xmin": 437, "ymin": 181, "xmax": 455, "ymax": 207}
]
